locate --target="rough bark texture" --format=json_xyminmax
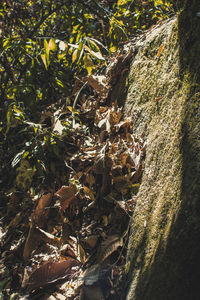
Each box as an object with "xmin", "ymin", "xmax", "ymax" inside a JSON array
[{"xmin": 124, "ymin": 2, "xmax": 200, "ymax": 299}]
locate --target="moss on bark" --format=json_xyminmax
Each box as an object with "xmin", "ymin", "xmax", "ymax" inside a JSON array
[{"xmin": 125, "ymin": 4, "xmax": 200, "ymax": 299}]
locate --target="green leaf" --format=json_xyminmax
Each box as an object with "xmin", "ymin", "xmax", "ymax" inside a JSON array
[
  {"xmin": 6, "ymin": 107, "xmax": 12, "ymax": 134},
  {"xmin": 87, "ymin": 37, "xmax": 108, "ymax": 52},
  {"xmin": 77, "ymin": 40, "xmax": 86, "ymax": 63},
  {"xmin": 56, "ymin": 78, "xmax": 64, "ymax": 88},
  {"xmin": 83, "ymin": 53, "xmax": 93, "ymax": 75}
]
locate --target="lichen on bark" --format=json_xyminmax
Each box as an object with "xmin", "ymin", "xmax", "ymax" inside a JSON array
[{"xmin": 124, "ymin": 4, "xmax": 200, "ymax": 299}]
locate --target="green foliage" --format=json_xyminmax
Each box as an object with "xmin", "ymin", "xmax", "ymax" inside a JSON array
[{"xmin": 0, "ymin": 0, "xmax": 176, "ymax": 192}]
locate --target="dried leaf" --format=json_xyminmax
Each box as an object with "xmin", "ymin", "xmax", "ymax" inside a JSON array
[
  {"xmin": 32, "ymin": 193, "xmax": 52, "ymax": 226},
  {"xmin": 85, "ymin": 74, "xmax": 108, "ymax": 98},
  {"xmin": 7, "ymin": 212, "xmax": 23, "ymax": 228},
  {"xmin": 55, "ymin": 185, "xmax": 77, "ymax": 211},
  {"xmin": 23, "ymin": 224, "xmax": 40, "ymax": 260},
  {"xmin": 22, "ymin": 259, "xmax": 80, "ymax": 291},
  {"xmin": 83, "ymin": 185, "xmax": 95, "ymax": 202},
  {"xmin": 156, "ymin": 44, "xmax": 163, "ymax": 57},
  {"xmin": 98, "ymin": 118, "xmax": 111, "ymax": 132},
  {"xmin": 60, "ymin": 244, "xmax": 77, "ymax": 259},
  {"xmin": 81, "ymin": 235, "xmax": 98, "ymax": 249},
  {"xmin": 78, "ymin": 243, "xmax": 86, "ymax": 263},
  {"xmin": 37, "ymin": 227, "xmax": 61, "ymax": 246}
]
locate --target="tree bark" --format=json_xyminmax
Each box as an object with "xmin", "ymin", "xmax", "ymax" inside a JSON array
[{"xmin": 125, "ymin": 1, "xmax": 200, "ymax": 299}]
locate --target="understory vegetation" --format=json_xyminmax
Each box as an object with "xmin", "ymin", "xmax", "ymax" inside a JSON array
[{"xmin": 0, "ymin": 1, "xmax": 179, "ymax": 299}]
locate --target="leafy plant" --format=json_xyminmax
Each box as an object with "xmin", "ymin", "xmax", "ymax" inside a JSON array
[{"xmin": 0, "ymin": 0, "xmax": 175, "ymax": 192}]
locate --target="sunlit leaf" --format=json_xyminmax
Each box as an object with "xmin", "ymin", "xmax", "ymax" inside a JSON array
[
  {"xmin": 68, "ymin": 43, "xmax": 79, "ymax": 49},
  {"xmin": 110, "ymin": 46, "xmax": 117, "ymax": 52},
  {"xmin": 78, "ymin": 243, "xmax": 86, "ymax": 263},
  {"xmin": 67, "ymin": 106, "xmax": 79, "ymax": 114},
  {"xmin": 48, "ymin": 38, "xmax": 57, "ymax": 51},
  {"xmin": 84, "ymin": 13, "xmax": 94, "ymax": 19},
  {"xmin": 56, "ymin": 78, "xmax": 64, "ymax": 88},
  {"xmin": 84, "ymin": 45, "xmax": 105, "ymax": 61},
  {"xmin": 87, "ymin": 37, "xmax": 108, "ymax": 52},
  {"xmin": 72, "ymin": 49, "xmax": 78, "ymax": 62},
  {"xmin": 41, "ymin": 54, "xmax": 48, "ymax": 69},
  {"xmin": 87, "ymin": 38, "xmax": 100, "ymax": 52}
]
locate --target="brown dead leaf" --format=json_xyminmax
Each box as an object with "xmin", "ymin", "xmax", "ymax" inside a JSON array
[
  {"xmin": 83, "ymin": 185, "xmax": 95, "ymax": 202},
  {"xmin": 85, "ymin": 75, "xmax": 108, "ymax": 99},
  {"xmin": 115, "ymin": 118, "xmax": 132, "ymax": 132},
  {"xmin": 81, "ymin": 235, "xmax": 99, "ymax": 249},
  {"xmin": 109, "ymin": 109, "xmax": 122, "ymax": 126},
  {"xmin": 60, "ymin": 244, "xmax": 77, "ymax": 259},
  {"xmin": 32, "ymin": 193, "xmax": 52, "ymax": 227},
  {"xmin": 156, "ymin": 44, "xmax": 164, "ymax": 57},
  {"xmin": 37, "ymin": 227, "xmax": 61, "ymax": 247},
  {"xmin": 7, "ymin": 212, "xmax": 23, "ymax": 228},
  {"xmin": 22, "ymin": 259, "xmax": 80, "ymax": 291},
  {"xmin": 23, "ymin": 224, "xmax": 40, "ymax": 260},
  {"xmin": 55, "ymin": 185, "xmax": 77, "ymax": 211}
]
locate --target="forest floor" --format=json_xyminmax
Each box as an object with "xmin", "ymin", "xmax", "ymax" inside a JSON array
[{"xmin": 0, "ymin": 45, "xmax": 146, "ymax": 299}]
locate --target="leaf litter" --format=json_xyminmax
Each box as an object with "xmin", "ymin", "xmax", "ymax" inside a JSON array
[{"xmin": 0, "ymin": 49, "xmax": 146, "ymax": 299}]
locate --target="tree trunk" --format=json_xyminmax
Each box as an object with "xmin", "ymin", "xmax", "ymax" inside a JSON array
[{"xmin": 125, "ymin": 1, "xmax": 200, "ymax": 299}]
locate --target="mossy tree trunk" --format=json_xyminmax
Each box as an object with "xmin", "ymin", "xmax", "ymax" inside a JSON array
[{"xmin": 125, "ymin": 1, "xmax": 200, "ymax": 299}]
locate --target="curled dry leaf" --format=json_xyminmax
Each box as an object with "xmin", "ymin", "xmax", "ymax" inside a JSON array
[
  {"xmin": 97, "ymin": 235, "xmax": 123, "ymax": 264},
  {"xmin": 22, "ymin": 259, "xmax": 80, "ymax": 291},
  {"xmin": 55, "ymin": 185, "xmax": 77, "ymax": 211}
]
